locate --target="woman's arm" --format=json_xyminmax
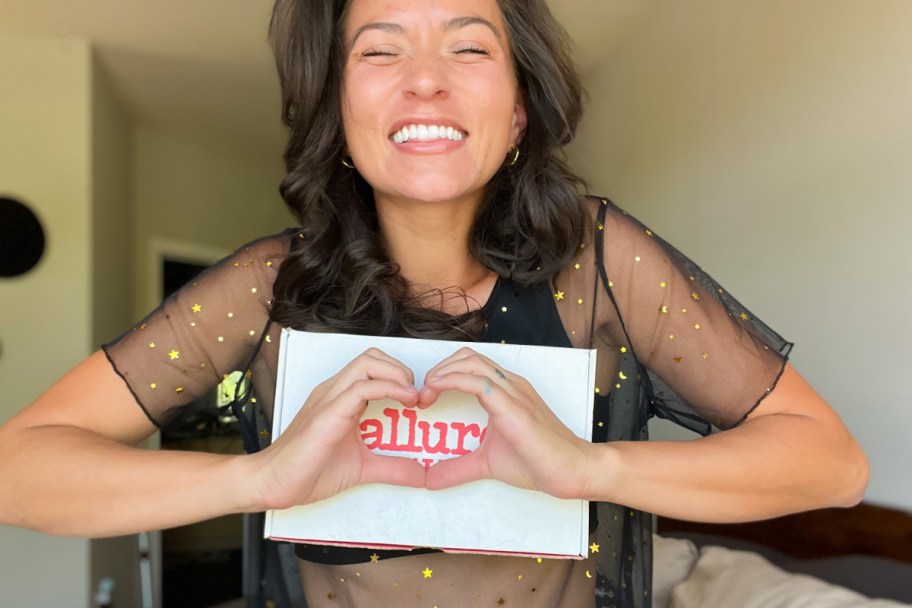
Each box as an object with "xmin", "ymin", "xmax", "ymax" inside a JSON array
[
  {"xmin": 586, "ymin": 363, "xmax": 869, "ymax": 522},
  {"xmin": 0, "ymin": 349, "xmax": 425, "ymax": 537},
  {"xmin": 423, "ymin": 352, "xmax": 867, "ymax": 522},
  {"xmin": 0, "ymin": 351, "xmax": 259, "ymax": 536}
]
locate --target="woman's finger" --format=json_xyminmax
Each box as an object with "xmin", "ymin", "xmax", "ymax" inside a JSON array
[
  {"xmin": 323, "ymin": 350, "xmax": 416, "ymax": 402},
  {"xmin": 424, "ymin": 450, "xmax": 489, "ymax": 491},
  {"xmin": 360, "ymin": 452, "xmax": 427, "ymax": 488},
  {"xmin": 421, "ymin": 372, "xmax": 514, "ymax": 418},
  {"xmin": 327, "ymin": 379, "xmax": 420, "ymax": 421},
  {"xmin": 423, "ymin": 347, "xmax": 486, "ymax": 381}
]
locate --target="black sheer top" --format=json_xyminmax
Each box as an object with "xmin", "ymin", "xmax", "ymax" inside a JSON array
[{"xmin": 103, "ymin": 197, "xmax": 792, "ymax": 607}]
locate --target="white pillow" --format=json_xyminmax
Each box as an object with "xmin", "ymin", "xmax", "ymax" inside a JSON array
[
  {"xmin": 670, "ymin": 545, "xmax": 911, "ymax": 608},
  {"xmin": 652, "ymin": 535, "xmax": 700, "ymax": 608}
]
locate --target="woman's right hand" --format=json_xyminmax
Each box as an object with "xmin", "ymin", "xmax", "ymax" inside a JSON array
[{"xmin": 249, "ymin": 348, "xmax": 426, "ymax": 509}]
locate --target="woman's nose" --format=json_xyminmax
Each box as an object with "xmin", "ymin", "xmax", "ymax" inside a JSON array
[{"xmin": 401, "ymin": 56, "xmax": 450, "ymax": 101}]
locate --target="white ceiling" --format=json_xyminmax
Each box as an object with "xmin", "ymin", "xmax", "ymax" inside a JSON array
[{"xmin": 0, "ymin": 0, "xmax": 653, "ymax": 154}]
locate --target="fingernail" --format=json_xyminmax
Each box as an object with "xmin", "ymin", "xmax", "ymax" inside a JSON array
[{"xmin": 402, "ymin": 384, "xmax": 417, "ymax": 392}]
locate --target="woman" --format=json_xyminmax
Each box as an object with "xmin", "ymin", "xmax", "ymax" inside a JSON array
[{"xmin": 0, "ymin": 0, "xmax": 868, "ymax": 606}]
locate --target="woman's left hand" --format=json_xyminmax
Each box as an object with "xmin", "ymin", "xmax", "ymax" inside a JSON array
[{"xmin": 418, "ymin": 347, "xmax": 596, "ymax": 499}]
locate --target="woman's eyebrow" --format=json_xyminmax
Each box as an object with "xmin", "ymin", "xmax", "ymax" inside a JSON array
[
  {"xmin": 348, "ymin": 16, "xmax": 502, "ymax": 52},
  {"xmin": 442, "ymin": 16, "xmax": 502, "ymax": 40},
  {"xmin": 348, "ymin": 22, "xmax": 405, "ymax": 52}
]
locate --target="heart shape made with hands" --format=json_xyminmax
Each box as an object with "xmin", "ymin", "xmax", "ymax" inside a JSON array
[{"xmin": 358, "ymin": 377, "xmax": 489, "ymax": 471}]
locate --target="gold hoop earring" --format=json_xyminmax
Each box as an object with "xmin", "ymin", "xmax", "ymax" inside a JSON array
[
  {"xmin": 505, "ymin": 144, "xmax": 520, "ymax": 167},
  {"xmin": 341, "ymin": 155, "xmax": 355, "ymax": 170}
]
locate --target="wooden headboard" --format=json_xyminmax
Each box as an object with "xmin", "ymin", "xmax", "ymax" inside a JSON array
[{"xmin": 657, "ymin": 502, "xmax": 912, "ymax": 563}]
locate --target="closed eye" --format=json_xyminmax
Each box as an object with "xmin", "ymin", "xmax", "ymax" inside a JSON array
[
  {"xmin": 362, "ymin": 49, "xmax": 397, "ymax": 57},
  {"xmin": 455, "ymin": 46, "xmax": 491, "ymax": 55}
]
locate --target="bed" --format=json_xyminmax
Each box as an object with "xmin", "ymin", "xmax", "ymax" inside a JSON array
[{"xmin": 653, "ymin": 503, "xmax": 912, "ymax": 607}]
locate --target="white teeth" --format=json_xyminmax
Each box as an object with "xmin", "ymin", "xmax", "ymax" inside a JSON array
[{"xmin": 391, "ymin": 124, "xmax": 467, "ymax": 143}]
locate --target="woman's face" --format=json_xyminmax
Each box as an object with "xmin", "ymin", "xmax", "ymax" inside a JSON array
[{"xmin": 341, "ymin": 0, "xmax": 527, "ymax": 206}]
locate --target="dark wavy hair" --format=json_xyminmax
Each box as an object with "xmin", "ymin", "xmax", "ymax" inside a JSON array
[{"xmin": 268, "ymin": 0, "xmax": 589, "ymax": 339}]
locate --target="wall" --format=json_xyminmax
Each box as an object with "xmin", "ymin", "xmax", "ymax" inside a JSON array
[
  {"xmin": 131, "ymin": 126, "xmax": 290, "ymax": 316},
  {"xmin": 0, "ymin": 34, "xmax": 93, "ymax": 606},
  {"xmin": 89, "ymin": 54, "xmax": 141, "ymax": 608},
  {"xmin": 567, "ymin": 0, "xmax": 912, "ymax": 509}
]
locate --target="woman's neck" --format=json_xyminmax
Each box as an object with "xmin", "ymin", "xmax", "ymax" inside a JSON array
[{"xmin": 374, "ymin": 190, "xmax": 495, "ymax": 309}]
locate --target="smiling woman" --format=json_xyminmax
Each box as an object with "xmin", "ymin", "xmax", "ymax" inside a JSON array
[{"xmin": 0, "ymin": 0, "xmax": 868, "ymax": 607}]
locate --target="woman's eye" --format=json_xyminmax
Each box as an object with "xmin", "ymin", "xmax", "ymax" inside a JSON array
[
  {"xmin": 455, "ymin": 46, "xmax": 491, "ymax": 55},
  {"xmin": 361, "ymin": 49, "xmax": 397, "ymax": 57}
]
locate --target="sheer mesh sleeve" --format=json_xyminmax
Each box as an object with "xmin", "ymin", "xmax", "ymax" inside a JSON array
[
  {"xmin": 593, "ymin": 198, "xmax": 792, "ymax": 432},
  {"xmin": 101, "ymin": 232, "xmax": 291, "ymax": 428}
]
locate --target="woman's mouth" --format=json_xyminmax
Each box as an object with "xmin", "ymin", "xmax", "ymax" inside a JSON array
[{"xmin": 390, "ymin": 124, "xmax": 467, "ymax": 144}]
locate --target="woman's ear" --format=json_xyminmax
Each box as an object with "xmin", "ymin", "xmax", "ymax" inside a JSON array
[{"xmin": 511, "ymin": 91, "xmax": 528, "ymax": 145}]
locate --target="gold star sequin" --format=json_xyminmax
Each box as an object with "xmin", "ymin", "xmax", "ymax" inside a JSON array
[
  {"xmin": 594, "ymin": 387, "xmax": 601, "ymax": 394},
  {"xmin": 691, "ymin": 292, "xmax": 700, "ymax": 301},
  {"xmin": 217, "ymin": 336, "xmax": 225, "ymax": 342},
  {"xmin": 620, "ymin": 347, "xmax": 627, "ymax": 353},
  {"xmin": 590, "ymin": 542, "xmax": 600, "ymax": 553},
  {"xmin": 233, "ymin": 262, "xmax": 240, "ymax": 267},
  {"xmin": 536, "ymin": 558, "xmax": 543, "ymax": 564},
  {"xmin": 645, "ymin": 229, "xmax": 653, "ymax": 236},
  {"xmin": 192, "ymin": 304, "xmax": 202, "ymax": 313},
  {"xmin": 370, "ymin": 554, "xmax": 380, "ymax": 563},
  {"xmin": 266, "ymin": 260, "xmax": 273, "ymax": 267},
  {"xmin": 674, "ymin": 356, "xmax": 683, "ymax": 364},
  {"xmin": 574, "ymin": 263, "xmax": 581, "ymax": 270},
  {"xmin": 501, "ymin": 306, "xmax": 508, "ymax": 313},
  {"xmin": 577, "ymin": 298, "xmax": 583, "ymax": 305},
  {"xmin": 598, "ymin": 421, "xmax": 605, "ymax": 427},
  {"xmin": 634, "ymin": 256, "xmax": 641, "ymax": 262},
  {"xmin": 500, "ymin": 339, "xmax": 507, "ymax": 344},
  {"xmin": 327, "ymin": 592, "xmax": 334, "ymax": 600},
  {"xmin": 259, "ymin": 430, "xmax": 270, "ymax": 439},
  {"xmin": 191, "ymin": 322, "xmax": 197, "ymax": 327},
  {"xmin": 669, "ymin": 334, "xmax": 675, "ymax": 340},
  {"xmin": 251, "ymin": 287, "xmax": 258, "ymax": 294},
  {"xmin": 659, "ymin": 282, "xmax": 666, "ymax": 288},
  {"xmin": 168, "ymin": 350, "xmax": 180, "ymax": 360},
  {"xmin": 227, "ymin": 312, "xmax": 234, "ymax": 318},
  {"xmin": 659, "ymin": 305, "xmax": 668, "ymax": 314},
  {"xmin": 681, "ymin": 308, "xmax": 688, "ymax": 314},
  {"xmin": 148, "ymin": 342, "xmax": 156, "ymax": 349},
  {"xmin": 517, "ymin": 574, "xmax": 524, "ymax": 581},
  {"xmin": 615, "ymin": 383, "xmax": 621, "ymax": 389},
  {"xmin": 598, "ymin": 224, "xmax": 604, "ymax": 231},
  {"xmin": 249, "ymin": 330, "xmax": 256, "ymax": 336},
  {"xmin": 554, "ymin": 291, "xmax": 564, "ymax": 301},
  {"xmin": 694, "ymin": 324, "xmax": 701, "ymax": 330},
  {"xmin": 740, "ymin": 312, "xmax": 749, "ymax": 320},
  {"xmin": 150, "ymin": 383, "xmax": 157, "ymax": 390},
  {"xmin": 422, "ymin": 567, "xmax": 433, "ymax": 579},
  {"xmin": 702, "ymin": 353, "xmax": 709, "ymax": 359}
]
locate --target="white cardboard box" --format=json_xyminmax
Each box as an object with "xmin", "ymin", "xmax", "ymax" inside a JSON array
[{"xmin": 266, "ymin": 330, "xmax": 596, "ymax": 559}]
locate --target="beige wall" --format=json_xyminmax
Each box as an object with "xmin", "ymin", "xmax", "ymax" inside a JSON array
[
  {"xmin": 567, "ymin": 0, "xmax": 912, "ymax": 509},
  {"xmin": 131, "ymin": 126, "xmax": 290, "ymax": 315},
  {"xmin": 0, "ymin": 34, "xmax": 92, "ymax": 606},
  {"xmin": 89, "ymin": 54, "xmax": 141, "ymax": 608}
]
